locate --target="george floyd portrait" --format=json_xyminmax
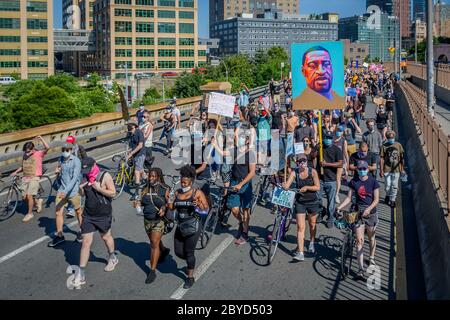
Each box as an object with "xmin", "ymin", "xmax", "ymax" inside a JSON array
[{"xmin": 291, "ymin": 42, "xmax": 345, "ymax": 110}]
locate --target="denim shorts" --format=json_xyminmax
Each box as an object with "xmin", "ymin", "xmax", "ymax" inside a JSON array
[
  {"xmin": 227, "ymin": 180, "xmax": 253, "ymax": 209},
  {"xmin": 134, "ymin": 154, "xmax": 146, "ymax": 172}
]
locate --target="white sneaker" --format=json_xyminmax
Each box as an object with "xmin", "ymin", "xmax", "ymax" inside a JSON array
[
  {"xmin": 66, "ymin": 208, "xmax": 75, "ymax": 218},
  {"xmin": 369, "ymin": 257, "xmax": 376, "ymax": 266},
  {"xmin": 71, "ymin": 274, "xmax": 86, "ymax": 289},
  {"xmin": 104, "ymin": 257, "xmax": 119, "ymax": 272},
  {"xmin": 22, "ymin": 213, "xmax": 34, "ymax": 223},
  {"xmin": 293, "ymin": 251, "xmax": 305, "ymax": 261},
  {"xmin": 35, "ymin": 198, "xmax": 43, "ymax": 213},
  {"xmin": 308, "ymin": 242, "xmax": 315, "ymax": 254},
  {"xmin": 136, "ymin": 206, "xmax": 143, "ymax": 215}
]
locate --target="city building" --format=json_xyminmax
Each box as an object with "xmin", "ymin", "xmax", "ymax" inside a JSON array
[
  {"xmin": 435, "ymin": 0, "xmax": 450, "ymax": 38},
  {"xmin": 366, "ymin": 0, "xmax": 394, "ymax": 15},
  {"xmin": 199, "ymin": 38, "xmax": 220, "ymax": 55},
  {"xmin": 338, "ymin": 12, "xmax": 400, "ymax": 62},
  {"xmin": 342, "ymin": 39, "xmax": 369, "ymax": 64},
  {"xmin": 210, "ymin": 14, "xmax": 338, "ymax": 58},
  {"xmin": 412, "ymin": 19, "xmax": 427, "ymax": 43},
  {"xmin": 366, "ymin": 0, "xmax": 410, "ymax": 38},
  {"xmin": 209, "ymin": 0, "xmax": 299, "ymax": 34},
  {"xmin": 0, "ymin": 0, "xmax": 54, "ymax": 79},
  {"xmin": 412, "ymin": 0, "xmax": 426, "ymax": 21},
  {"xmin": 84, "ymin": 0, "xmax": 207, "ymax": 80}
]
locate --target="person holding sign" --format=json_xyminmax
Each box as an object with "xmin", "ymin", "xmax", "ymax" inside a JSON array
[{"xmin": 283, "ymin": 154, "xmax": 321, "ymax": 261}]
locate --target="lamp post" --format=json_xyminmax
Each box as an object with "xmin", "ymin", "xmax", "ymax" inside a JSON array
[
  {"xmin": 121, "ymin": 63, "xmax": 129, "ymax": 107},
  {"xmin": 210, "ymin": 55, "xmax": 229, "ymax": 82},
  {"xmin": 426, "ymin": 0, "xmax": 435, "ymax": 116}
]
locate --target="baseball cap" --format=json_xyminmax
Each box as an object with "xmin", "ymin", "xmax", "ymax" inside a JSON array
[
  {"xmin": 357, "ymin": 160, "xmax": 369, "ymax": 170},
  {"xmin": 66, "ymin": 136, "xmax": 76, "ymax": 144},
  {"xmin": 62, "ymin": 143, "xmax": 74, "ymax": 149},
  {"xmin": 81, "ymin": 157, "xmax": 96, "ymax": 175}
]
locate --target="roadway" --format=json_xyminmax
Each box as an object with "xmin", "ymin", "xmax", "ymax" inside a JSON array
[{"xmin": 0, "ymin": 101, "xmax": 396, "ymax": 300}]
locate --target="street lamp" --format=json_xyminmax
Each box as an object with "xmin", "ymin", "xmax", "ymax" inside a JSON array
[
  {"xmin": 210, "ymin": 55, "xmax": 229, "ymax": 82},
  {"xmin": 121, "ymin": 63, "xmax": 129, "ymax": 107}
]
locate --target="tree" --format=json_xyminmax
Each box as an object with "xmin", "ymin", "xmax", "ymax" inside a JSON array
[
  {"xmin": 143, "ymin": 87, "xmax": 161, "ymax": 99},
  {"xmin": 0, "ymin": 101, "xmax": 14, "ymax": 133},
  {"xmin": 364, "ymin": 55, "xmax": 371, "ymax": 63},
  {"xmin": 44, "ymin": 74, "xmax": 80, "ymax": 94},
  {"xmin": 86, "ymin": 72, "xmax": 102, "ymax": 88},
  {"xmin": 344, "ymin": 56, "xmax": 349, "ymax": 66},
  {"xmin": 171, "ymin": 70, "xmax": 206, "ymax": 98}
]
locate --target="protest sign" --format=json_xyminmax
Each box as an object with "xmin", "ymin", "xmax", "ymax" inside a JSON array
[
  {"xmin": 286, "ymin": 133, "xmax": 294, "ymax": 157},
  {"xmin": 347, "ymin": 87, "xmax": 357, "ymax": 97},
  {"xmin": 208, "ymin": 92, "xmax": 235, "ymax": 118},
  {"xmin": 294, "ymin": 143, "xmax": 304, "ymax": 155},
  {"xmin": 271, "ymin": 187, "xmax": 296, "ymax": 209}
]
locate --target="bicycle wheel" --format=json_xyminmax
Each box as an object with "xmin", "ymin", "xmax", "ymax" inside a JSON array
[
  {"xmin": 200, "ymin": 208, "xmax": 219, "ymax": 249},
  {"xmin": 0, "ymin": 186, "xmax": 19, "ymax": 221},
  {"xmin": 267, "ymin": 215, "xmax": 283, "ymax": 265},
  {"xmin": 340, "ymin": 231, "xmax": 354, "ymax": 279},
  {"xmin": 112, "ymin": 170, "xmax": 125, "ymax": 200},
  {"xmin": 37, "ymin": 175, "xmax": 52, "ymax": 206}
]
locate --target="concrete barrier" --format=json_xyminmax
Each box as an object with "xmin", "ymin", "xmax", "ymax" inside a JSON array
[{"xmin": 396, "ymin": 83, "xmax": 450, "ymax": 299}]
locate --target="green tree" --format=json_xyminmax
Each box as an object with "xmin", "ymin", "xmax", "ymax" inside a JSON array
[
  {"xmin": 0, "ymin": 101, "xmax": 14, "ymax": 133},
  {"xmin": 143, "ymin": 87, "xmax": 161, "ymax": 99},
  {"xmin": 86, "ymin": 72, "xmax": 102, "ymax": 88},
  {"xmin": 171, "ymin": 70, "xmax": 205, "ymax": 98},
  {"xmin": 44, "ymin": 74, "xmax": 80, "ymax": 94}
]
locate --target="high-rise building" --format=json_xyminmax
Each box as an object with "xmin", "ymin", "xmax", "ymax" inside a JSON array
[
  {"xmin": 84, "ymin": 0, "xmax": 207, "ymax": 79},
  {"xmin": 209, "ymin": 0, "xmax": 299, "ymax": 34},
  {"xmin": 366, "ymin": 0, "xmax": 394, "ymax": 15},
  {"xmin": 0, "ymin": 0, "xmax": 54, "ymax": 79},
  {"xmin": 366, "ymin": 0, "xmax": 409, "ymax": 38},
  {"xmin": 413, "ymin": 0, "xmax": 426, "ymax": 21},
  {"xmin": 435, "ymin": 0, "xmax": 450, "ymax": 38},
  {"xmin": 339, "ymin": 12, "xmax": 400, "ymax": 62}
]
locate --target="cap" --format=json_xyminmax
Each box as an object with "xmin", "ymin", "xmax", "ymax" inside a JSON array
[
  {"xmin": 81, "ymin": 157, "xmax": 96, "ymax": 175},
  {"xmin": 296, "ymin": 153, "xmax": 307, "ymax": 161},
  {"xmin": 357, "ymin": 160, "xmax": 369, "ymax": 169},
  {"xmin": 324, "ymin": 131, "xmax": 334, "ymax": 139},
  {"xmin": 127, "ymin": 122, "xmax": 138, "ymax": 130},
  {"xmin": 66, "ymin": 136, "xmax": 76, "ymax": 144},
  {"xmin": 62, "ymin": 143, "xmax": 74, "ymax": 149}
]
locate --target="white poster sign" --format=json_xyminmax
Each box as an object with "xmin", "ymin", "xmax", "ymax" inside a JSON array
[
  {"xmin": 294, "ymin": 143, "xmax": 305, "ymax": 155},
  {"xmin": 208, "ymin": 92, "xmax": 235, "ymax": 118}
]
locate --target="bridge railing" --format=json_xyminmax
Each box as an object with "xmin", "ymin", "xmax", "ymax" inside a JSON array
[
  {"xmin": 399, "ymin": 80, "xmax": 450, "ymax": 212},
  {"xmin": 405, "ymin": 63, "xmax": 450, "ymax": 89},
  {"xmin": 0, "ymin": 85, "xmax": 267, "ymax": 173}
]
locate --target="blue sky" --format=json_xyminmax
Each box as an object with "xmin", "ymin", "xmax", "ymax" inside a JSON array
[{"xmin": 53, "ymin": 0, "xmax": 367, "ymax": 37}]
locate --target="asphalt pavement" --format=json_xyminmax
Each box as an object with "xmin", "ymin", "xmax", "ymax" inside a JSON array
[{"xmin": 0, "ymin": 101, "xmax": 396, "ymax": 300}]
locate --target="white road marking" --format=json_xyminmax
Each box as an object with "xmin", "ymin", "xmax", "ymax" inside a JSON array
[
  {"xmin": 170, "ymin": 235, "xmax": 234, "ymax": 300},
  {"xmin": 0, "ymin": 221, "xmax": 78, "ymax": 265}
]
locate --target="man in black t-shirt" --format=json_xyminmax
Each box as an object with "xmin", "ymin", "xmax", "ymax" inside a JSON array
[
  {"xmin": 349, "ymin": 141, "xmax": 377, "ymax": 179},
  {"xmin": 126, "ymin": 122, "xmax": 145, "ymax": 195},
  {"xmin": 318, "ymin": 131, "xmax": 343, "ymax": 229}
]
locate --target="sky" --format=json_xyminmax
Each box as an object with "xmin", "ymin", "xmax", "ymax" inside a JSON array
[{"xmin": 53, "ymin": 0, "xmax": 367, "ymax": 38}]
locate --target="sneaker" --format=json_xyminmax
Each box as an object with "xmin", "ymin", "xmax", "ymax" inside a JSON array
[
  {"xmin": 293, "ymin": 251, "xmax": 305, "ymax": 261},
  {"xmin": 356, "ymin": 268, "xmax": 366, "ymax": 281},
  {"xmin": 66, "ymin": 208, "xmax": 75, "ymax": 218},
  {"xmin": 75, "ymin": 232, "xmax": 83, "ymax": 243},
  {"xmin": 35, "ymin": 198, "xmax": 44, "ymax": 213},
  {"xmin": 104, "ymin": 257, "xmax": 119, "ymax": 272},
  {"xmin": 159, "ymin": 248, "xmax": 170, "ymax": 263},
  {"xmin": 234, "ymin": 234, "xmax": 248, "ymax": 245},
  {"xmin": 326, "ymin": 218, "xmax": 335, "ymax": 229},
  {"xmin": 48, "ymin": 235, "xmax": 65, "ymax": 247},
  {"xmin": 136, "ymin": 206, "xmax": 143, "ymax": 215},
  {"xmin": 183, "ymin": 277, "xmax": 195, "ymax": 289},
  {"xmin": 22, "ymin": 213, "xmax": 34, "ymax": 223},
  {"xmin": 71, "ymin": 274, "xmax": 86, "ymax": 288},
  {"xmin": 308, "ymin": 242, "xmax": 315, "ymax": 254},
  {"xmin": 369, "ymin": 257, "xmax": 376, "ymax": 266},
  {"xmin": 145, "ymin": 269, "xmax": 156, "ymax": 284}
]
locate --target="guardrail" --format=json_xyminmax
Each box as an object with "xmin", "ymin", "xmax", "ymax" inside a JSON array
[
  {"xmin": 406, "ymin": 63, "xmax": 450, "ymax": 89},
  {"xmin": 0, "ymin": 85, "xmax": 268, "ymax": 173},
  {"xmin": 399, "ymin": 80, "xmax": 450, "ymax": 214}
]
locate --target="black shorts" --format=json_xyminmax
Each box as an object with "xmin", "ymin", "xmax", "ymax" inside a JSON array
[
  {"xmin": 81, "ymin": 215, "xmax": 112, "ymax": 235},
  {"xmin": 295, "ymin": 201, "xmax": 321, "ymax": 215}
]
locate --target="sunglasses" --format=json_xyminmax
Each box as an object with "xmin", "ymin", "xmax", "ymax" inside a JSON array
[{"xmin": 358, "ymin": 167, "xmax": 368, "ymax": 171}]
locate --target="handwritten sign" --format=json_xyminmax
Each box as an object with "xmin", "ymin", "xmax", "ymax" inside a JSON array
[
  {"xmin": 208, "ymin": 92, "xmax": 236, "ymax": 118},
  {"xmin": 347, "ymin": 87, "xmax": 357, "ymax": 97},
  {"xmin": 294, "ymin": 143, "xmax": 304, "ymax": 155},
  {"xmin": 271, "ymin": 187, "xmax": 296, "ymax": 209}
]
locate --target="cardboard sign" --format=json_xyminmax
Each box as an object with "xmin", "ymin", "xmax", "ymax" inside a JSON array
[
  {"xmin": 271, "ymin": 187, "xmax": 296, "ymax": 209},
  {"xmin": 294, "ymin": 143, "xmax": 304, "ymax": 155},
  {"xmin": 363, "ymin": 62, "xmax": 369, "ymax": 68},
  {"xmin": 373, "ymin": 97, "xmax": 385, "ymax": 106},
  {"xmin": 347, "ymin": 87, "xmax": 357, "ymax": 97},
  {"xmin": 208, "ymin": 92, "xmax": 235, "ymax": 118}
]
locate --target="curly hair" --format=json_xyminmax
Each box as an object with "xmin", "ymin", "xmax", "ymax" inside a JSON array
[{"xmin": 179, "ymin": 165, "xmax": 196, "ymax": 180}]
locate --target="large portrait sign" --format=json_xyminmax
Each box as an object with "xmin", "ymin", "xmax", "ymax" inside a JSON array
[{"xmin": 291, "ymin": 41, "xmax": 345, "ymax": 110}]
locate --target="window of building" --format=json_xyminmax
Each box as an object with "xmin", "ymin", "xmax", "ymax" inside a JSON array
[
  {"xmin": 115, "ymin": 21, "xmax": 132, "ymax": 32},
  {"xmin": 0, "ymin": 61, "xmax": 20, "ymax": 68},
  {"xmin": 158, "ymin": 0, "xmax": 175, "ymax": 6},
  {"xmin": 27, "ymin": 1, "xmax": 47, "ymax": 12},
  {"xmin": 136, "ymin": 49, "xmax": 154, "ymax": 57},
  {"xmin": 158, "ymin": 49, "xmax": 176, "ymax": 57},
  {"xmin": 136, "ymin": 9, "xmax": 154, "ymax": 17},
  {"xmin": 179, "ymin": 49, "xmax": 194, "ymax": 57},
  {"xmin": 179, "ymin": 0, "xmax": 194, "ymax": 7},
  {"xmin": 158, "ymin": 60, "xmax": 176, "ymax": 69},
  {"xmin": 0, "ymin": 49, "xmax": 20, "ymax": 55},
  {"xmin": 0, "ymin": 18, "xmax": 20, "ymax": 29},
  {"xmin": 114, "ymin": 8, "xmax": 132, "ymax": 17},
  {"xmin": 179, "ymin": 23, "xmax": 194, "ymax": 33},
  {"xmin": 115, "ymin": 61, "xmax": 132, "ymax": 69},
  {"xmin": 158, "ymin": 10, "xmax": 175, "ymax": 18},
  {"xmin": 158, "ymin": 37, "xmax": 176, "ymax": 46},
  {"xmin": 28, "ymin": 73, "xmax": 47, "ymax": 80},
  {"xmin": 179, "ymin": 61, "xmax": 194, "ymax": 68},
  {"xmin": 179, "ymin": 38, "xmax": 194, "ymax": 45},
  {"xmin": 28, "ymin": 61, "xmax": 48, "ymax": 68},
  {"xmin": 136, "ymin": 37, "xmax": 154, "ymax": 45},
  {"xmin": 115, "ymin": 0, "xmax": 131, "ymax": 4},
  {"xmin": 136, "ymin": 22, "xmax": 154, "ymax": 33},
  {"xmin": 179, "ymin": 11, "xmax": 194, "ymax": 19},
  {"xmin": 0, "ymin": 36, "xmax": 20, "ymax": 42},
  {"xmin": 27, "ymin": 19, "xmax": 47, "ymax": 29},
  {"xmin": 0, "ymin": 0, "xmax": 20, "ymax": 12},
  {"xmin": 27, "ymin": 49, "xmax": 47, "ymax": 56},
  {"xmin": 198, "ymin": 61, "xmax": 207, "ymax": 67},
  {"xmin": 136, "ymin": 0, "xmax": 154, "ymax": 5},
  {"xmin": 115, "ymin": 37, "xmax": 132, "ymax": 45},
  {"xmin": 158, "ymin": 22, "xmax": 175, "ymax": 33},
  {"xmin": 115, "ymin": 49, "xmax": 132, "ymax": 57},
  {"xmin": 136, "ymin": 61, "xmax": 155, "ymax": 69},
  {"xmin": 115, "ymin": 73, "xmax": 126, "ymax": 79},
  {"xmin": 198, "ymin": 50, "xmax": 206, "ymax": 57}
]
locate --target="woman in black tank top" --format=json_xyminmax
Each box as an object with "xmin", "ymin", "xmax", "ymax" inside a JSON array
[
  {"xmin": 168, "ymin": 165, "xmax": 209, "ymax": 289},
  {"xmin": 135, "ymin": 168, "xmax": 170, "ymax": 284},
  {"xmin": 283, "ymin": 154, "xmax": 320, "ymax": 259}
]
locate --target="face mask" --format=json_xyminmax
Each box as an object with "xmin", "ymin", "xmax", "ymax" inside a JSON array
[
  {"xmin": 289, "ymin": 112, "xmax": 294, "ymax": 117},
  {"xmin": 300, "ymin": 121, "xmax": 306, "ymax": 126},
  {"xmin": 358, "ymin": 169, "xmax": 369, "ymax": 177},
  {"xmin": 303, "ymin": 142, "xmax": 310, "ymax": 148},
  {"xmin": 62, "ymin": 151, "xmax": 71, "ymax": 158},
  {"xmin": 237, "ymin": 137, "xmax": 246, "ymax": 147},
  {"xmin": 139, "ymin": 106, "xmax": 144, "ymax": 111},
  {"xmin": 336, "ymin": 131, "xmax": 343, "ymax": 137},
  {"xmin": 387, "ymin": 138, "xmax": 395, "ymax": 145},
  {"xmin": 339, "ymin": 125, "xmax": 346, "ymax": 132},
  {"xmin": 323, "ymin": 139, "xmax": 333, "ymax": 147},
  {"xmin": 181, "ymin": 186, "xmax": 192, "ymax": 193},
  {"xmin": 86, "ymin": 164, "xmax": 100, "ymax": 184}
]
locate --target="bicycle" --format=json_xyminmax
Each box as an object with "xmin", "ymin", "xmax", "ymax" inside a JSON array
[
  {"xmin": 111, "ymin": 143, "xmax": 136, "ymax": 200},
  {"xmin": 336, "ymin": 209, "xmax": 362, "ymax": 280},
  {"xmin": 266, "ymin": 183, "xmax": 297, "ymax": 265},
  {"xmin": 0, "ymin": 173, "xmax": 52, "ymax": 221},
  {"xmin": 250, "ymin": 164, "xmax": 271, "ymax": 214}
]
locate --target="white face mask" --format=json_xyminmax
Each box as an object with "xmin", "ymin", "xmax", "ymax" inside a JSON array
[
  {"xmin": 181, "ymin": 186, "xmax": 192, "ymax": 193},
  {"xmin": 62, "ymin": 151, "xmax": 71, "ymax": 158}
]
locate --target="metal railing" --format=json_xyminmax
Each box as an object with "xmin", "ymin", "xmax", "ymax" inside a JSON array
[
  {"xmin": 399, "ymin": 80, "xmax": 450, "ymax": 213},
  {"xmin": 406, "ymin": 63, "xmax": 450, "ymax": 89}
]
